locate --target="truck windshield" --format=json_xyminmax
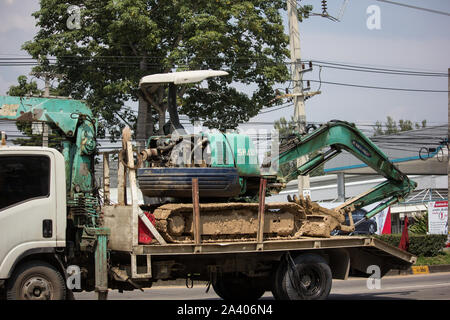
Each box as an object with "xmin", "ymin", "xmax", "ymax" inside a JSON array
[{"xmin": 0, "ymin": 155, "xmax": 50, "ymax": 210}]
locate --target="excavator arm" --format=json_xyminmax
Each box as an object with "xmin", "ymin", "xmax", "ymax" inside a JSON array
[
  {"xmin": 0, "ymin": 96, "xmax": 97, "ymax": 197},
  {"xmin": 268, "ymin": 120, "xmax": 417, "ymax": 224}
]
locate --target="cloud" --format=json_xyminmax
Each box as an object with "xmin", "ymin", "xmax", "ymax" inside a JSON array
[
  {"xmin": 0, "ymin": 13, "xmax": 35, "ymax": 34},
  {"xmin": 0, "ymin": 0, "xmax": 38, "ymax": 33}
]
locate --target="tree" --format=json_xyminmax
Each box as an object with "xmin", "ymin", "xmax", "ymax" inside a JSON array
[
  {"xmin": 373, "ymin": 116, "xmax": 427, "ymax": 136},
  {"xmin": 373, "ymin": 120, "xmax": 383, "ymax": 136},
  {"xmin": 399, "ymin": 119, "xmax": 413, "ymax": 132},
  {"xmin": 22, "ymin": 0, "xmax": 312, "ymax": 141},
  {"xmin": 273, "ymin": 116, "xmax": 324, "ymax": 178},
  {"xmin": 7, "ymin": 75, "xmax": 41, "ymax": 97},
  {"xmin": 385, "ymin": 116, "xmax": 398, "ymax": 135},
  {"xmin": 7, "ymin": 76, "xmax": 65, "ymax": 147}
]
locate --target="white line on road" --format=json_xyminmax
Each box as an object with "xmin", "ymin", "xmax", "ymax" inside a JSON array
[{"xmin": 334, "ymin": 281, "xmax": 450, "ymax": 294}]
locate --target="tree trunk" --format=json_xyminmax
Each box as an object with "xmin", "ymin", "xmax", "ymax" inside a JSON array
[
  {"xmin": 158, "ymin": 108, "xmax": 165, "ymax": 135},
  {"xmin": 136, "ymin": 56, "xmax": 153, "ymax": 149}
]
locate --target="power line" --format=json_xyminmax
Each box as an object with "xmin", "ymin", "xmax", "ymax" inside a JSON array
[
  {"xmin": 376, "ymin": 0, "xmax": 450, "ymax": 17},
  {"xmin": 258, "ymin": 103, "xmax": 294, "ymax": 114},
  {"xmin": 310, "ymin": 60, "xmax": 447, "ymax": 76},
  {"xmin": 312, "ymin": 63, "xmax": 448, "ymax": 77},
  {"xmin": 0, "ymin": 56, "xmax": 447, "ymax": 77},
  {"xmin": 304, "ymin": 79, "xmax": 448, "ymax": 93}
]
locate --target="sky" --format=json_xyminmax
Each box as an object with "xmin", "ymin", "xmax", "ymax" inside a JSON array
[
  {"xmin": 0, "ymin": 0, "xmax": 449, "ymax": 135},
  {"xmin": 250, "ymin": 0, "xmax": 450, "ymax": 129}
]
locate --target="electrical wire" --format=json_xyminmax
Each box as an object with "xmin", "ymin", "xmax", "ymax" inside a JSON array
[
  {"xmin": 310, "ymin": 60, "xmax": 448, "ymax": 76},
  {"xmin": 303, "ymin": 79, "xmax": 448, "ymax": 93},
  {"xmin": 311, "ymin": 63, "xmax": 448, "ymax": 77},
  {"xmin": 0, "ymin": 56, "xmax": 447, "ymax": 77},
  {"xmin": 376, "ymin": 0, "xmax": 450, "ymax": 17},
  {"xmin": 258, "ymin": 103, "xmax": 294, "ymax": 114}
]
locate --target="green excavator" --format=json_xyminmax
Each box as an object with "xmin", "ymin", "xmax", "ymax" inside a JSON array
[{"xmin": 134, "ymin": 71, "xmax": 417, "ymax": 242}]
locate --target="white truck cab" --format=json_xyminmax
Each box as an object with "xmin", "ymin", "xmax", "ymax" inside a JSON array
[{"xmin": 0, "ymin": 146, "xmax": 67, "ymax": 282}]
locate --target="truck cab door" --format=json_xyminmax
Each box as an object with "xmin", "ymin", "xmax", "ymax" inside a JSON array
[{"xmin": 0, "ymin": 152, "xmax": 58, "ymax": 278}]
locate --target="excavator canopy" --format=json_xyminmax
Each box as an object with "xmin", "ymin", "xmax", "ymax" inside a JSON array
[{"xmin": 139, "ymin": 70, "xmax": 229, "ymax": 87}]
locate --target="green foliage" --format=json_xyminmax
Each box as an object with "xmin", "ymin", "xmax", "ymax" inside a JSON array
[
  {"xmin": 385, "ymin": 116, "xmax": 398, "ymax": 135},
  {"xmin": 375, "ymin": 234, "xmax": 448, "ymax": 257},
  {"xmin": 415, "ymin": 251, "xmax": 450, "ymax": 266},
  {"xmin": 297, "ymin": 5, "xmax": 313, "ymax": 22},
  {"xmin": 7, "ymin": 75, "xmax": 41, "ymax": 97},
  {"xmin": 21, "ymin": 1, "xmax": 312, "ymax": 138},
  {"xmin": 408, "ymin": 213, "xmax": 428, "ymax": 234},
  {"xmin": 273, "ymin": 116, "xmax": 324, "ymax": 178},
  {"xmin": 274, "ymin": 116, "xmax": 297, "ymax": 178},
  {"xmin": 7, "ymin": 76, "xmax": 65, "ymax": 148},
  {"xmin": 373, "ymin": 116, "xmax": 427, "ymax": 136}
]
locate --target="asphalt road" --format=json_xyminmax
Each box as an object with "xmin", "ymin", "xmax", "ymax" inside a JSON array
[{"xmin": 74, "ymin": 272, "xmax": 450, "ymax": 300}]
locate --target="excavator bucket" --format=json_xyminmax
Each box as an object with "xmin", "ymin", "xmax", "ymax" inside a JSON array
[{"xmin": 289, "ymin": 195, "xmax": 354, "ymax": 238}]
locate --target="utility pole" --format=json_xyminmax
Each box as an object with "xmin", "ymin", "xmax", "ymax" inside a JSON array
[
  {"xmin": 287, "ymin": 0, "xmax": 311, "ymax": 198},
  {"xmin": 42, "ymin": 74, "xmax": 50, "ymax": 147},
  {"xmin": 30, "ymin": 71, "xmax": 53, "ymax": 147},
  {"xmin": 447, "ymin": 68, "xmax": 449, "ymax": 239}
]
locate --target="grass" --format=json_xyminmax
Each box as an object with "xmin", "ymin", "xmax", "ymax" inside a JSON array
[{"xmin": 415, "ymin": 250, "xmax": 450, "ymax": 266}]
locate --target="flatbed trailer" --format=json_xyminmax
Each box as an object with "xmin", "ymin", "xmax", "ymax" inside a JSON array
[
  {"xmin": 99, "ymin": 148, "xmax": 416, "ymax": 300},
  {"xmin": 103, "ymin": 204, "xmax": 416, "ymax": 300}
]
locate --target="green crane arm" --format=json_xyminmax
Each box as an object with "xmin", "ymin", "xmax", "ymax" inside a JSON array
[
  {"xmin": 267, "ymin": 120, "xmax": 417, "ymax": 220},
  {"xmin": 0, "ymin": 96, "xmax": 97, "ymax": 196}
]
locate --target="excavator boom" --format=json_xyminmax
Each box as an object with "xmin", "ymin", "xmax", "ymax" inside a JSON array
[{"xmin": 269, "ymin": 120, "xmax": 417, "ymax": 221}]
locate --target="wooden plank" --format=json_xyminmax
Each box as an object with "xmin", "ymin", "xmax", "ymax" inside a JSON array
[
  {"xmin": 192, "ymin": 178, "xmax": 201, "ymax": 246},
  {"xmin": 102, "ymin": 205, "xmax": 133, "ymax": 252},
  {"xmin": 126, "ymin": 140, "xmax": 139, "ymax": 247},
  {"xmin": 103, "ymin": 153, "xmax": 110, "ymax": 205},
  {"xmin": 117, "ymin": 153, "xmax": 126, "ymax": 206},
  {"xmin": 124, "ymin": 134, "xmax": 166, "ymax": 246},
  {"xmin": 257, "ymin": 178, "xmax": 267, "ymax": 245}
]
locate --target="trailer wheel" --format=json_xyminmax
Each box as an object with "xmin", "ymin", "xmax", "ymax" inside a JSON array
[
  {"xmin": 212, "ymin": 274, "xmax": 266, "ymax": 301},
  {"xmin": 281, "ymin": 254, "xmax": 332, "ymax": 300},
  {"xmin": 6, "ymin": 261, "xmax": 66, "ymax": 300}
]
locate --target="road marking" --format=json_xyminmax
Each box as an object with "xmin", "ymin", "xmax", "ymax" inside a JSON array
[
  {"xmin": 333, "ymin": 282, "xmax": 450, "ymax": 294},
  {"xmin": 382, "ymin": 282, "xmax": 450, "ymax": 291}
]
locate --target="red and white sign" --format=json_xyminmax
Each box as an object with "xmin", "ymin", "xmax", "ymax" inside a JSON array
[{"xmin": 428, "ymin": 201, "xmax": 448, "ymax": 235}]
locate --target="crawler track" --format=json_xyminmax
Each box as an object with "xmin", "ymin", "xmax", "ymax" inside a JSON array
[{"xmin": 152, "ymin": 201, "xmax": 344, "ymax": 243}]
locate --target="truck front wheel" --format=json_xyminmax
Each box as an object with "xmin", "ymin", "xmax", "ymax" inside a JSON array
[{"xmin": 6, "ymin": 261, "xmax": 66, "ymax": 300}]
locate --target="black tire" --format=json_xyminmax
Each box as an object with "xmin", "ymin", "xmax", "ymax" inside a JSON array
[
  {"xmin": 66, "ymin": 289, "xmax": 76, "ymax": 300},
  {"xmin": 281, "ymin": 254, "xmax": 332, "ymax": 300},
  {"xmin": 212, "ymin": 274, "xmax": 266, "ymax": 301},
  {"xmin": 6, "ymin": 261, "xmax": 66, "ymax": 300},
  {"xmin": 271, "ymin": 260, "xmax": 289, "ymax": 300}
]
